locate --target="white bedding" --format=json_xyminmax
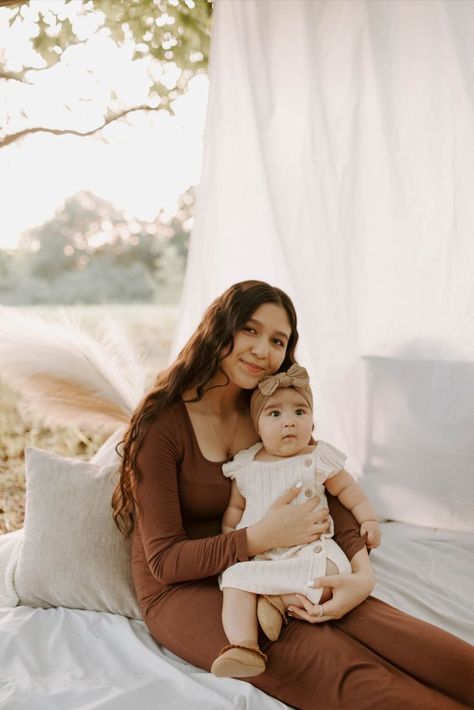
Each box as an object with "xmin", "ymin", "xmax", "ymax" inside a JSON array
[
  {"xmin": 371, "ymin": 522, "xmax": 474, "ymax": 645},
  {"xmin": 0, "ymin": 521, "xmax": 472, "ymax": 710}
]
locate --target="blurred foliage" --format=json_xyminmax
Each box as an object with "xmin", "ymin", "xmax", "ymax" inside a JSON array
[
  {"xmin": 0, "ymin": 0, "xmax": 213, "ymax": 146},
  {"xmin": 0, "ymin": 186, "xmax": 195, "ymax": 304}
]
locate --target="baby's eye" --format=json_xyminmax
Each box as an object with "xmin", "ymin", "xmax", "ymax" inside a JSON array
[
  {"xmin": 295, "ymin": 409, "xmax": 306, "ymax": 416},
  {"xmin": 269, "ymin": 410, "xmax": 281, "ymax": 417}
]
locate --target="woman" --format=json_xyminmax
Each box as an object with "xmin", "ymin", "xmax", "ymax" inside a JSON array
[{"xmin": 113, "ymin": 280, "xmax": 473, "ymax": 710}]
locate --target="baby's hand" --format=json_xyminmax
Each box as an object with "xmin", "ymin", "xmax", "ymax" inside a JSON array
[{"xmin": 360, "ymin": 520, "xmax": 381, "ymax": 549}]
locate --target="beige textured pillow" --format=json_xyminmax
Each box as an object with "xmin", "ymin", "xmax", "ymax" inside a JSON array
[{"xmin": 14, "ymin": 447, "xmax": 141, "ymax": 619}]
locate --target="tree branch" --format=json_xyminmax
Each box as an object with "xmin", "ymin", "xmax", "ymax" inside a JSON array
[
  {"xmin": 0, "ymin": 1, "xmax": 28, "ymax": 7},
  {"xmin": 0, "ymin": 70, "xmax": 26, "ymax": 83},
  {"xmin": 0, "ymin": 104, "xmax": 159, "ymax": 148},
  {"xmin": 0, "ymin": 36, "xmax": 102, "ymax": 85}
]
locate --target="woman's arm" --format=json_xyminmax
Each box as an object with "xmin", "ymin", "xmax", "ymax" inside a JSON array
[
  {"xmin": 135, "ymin": 411, "xmax": 250, "ymax": 585},
  {"xmin": 326, "ymin": 491, "xmax": 367, "ymax": 561}
]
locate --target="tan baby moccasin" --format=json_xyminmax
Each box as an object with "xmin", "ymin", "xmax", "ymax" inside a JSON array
[
  {"xmin": 257, "ymin": 595, "xmax": 288, "ymax": 641},
  {"xmin": 211, "ymin": 642, "xmax": 267, "ymax": 678}
]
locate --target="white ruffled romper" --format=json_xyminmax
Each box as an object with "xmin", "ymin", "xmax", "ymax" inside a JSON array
[{"xmin": 219, "ymin": 441, "xmax": 352, "ymax": 604}]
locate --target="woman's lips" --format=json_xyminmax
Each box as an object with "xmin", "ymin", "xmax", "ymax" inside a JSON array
[{"xmin": 240, "ymin": 360, "xmax": 265, "ymax": 374}]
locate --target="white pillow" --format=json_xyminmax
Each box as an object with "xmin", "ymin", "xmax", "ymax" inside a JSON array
[
  {"xmin": 14, "ymin": 447, "xmax": 141, "ymax": 619},
  {"xmin": 0, "ymin": 528, "xmax": 22, "ymax": 607},
  {"xmin": 361, "ymin": 356, "xmax": 474, "ymax": 532}
]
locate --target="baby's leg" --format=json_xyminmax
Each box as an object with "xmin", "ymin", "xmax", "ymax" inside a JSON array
[
  {"xmin": 281, "ymin": 558, "xmax": 339, "ymax": 607},
  {"xmin": 213, "ymin": 588, "xmax": 266, "ymax": 678},
  {"xmin": 222, "ymin": 587, "xmax": 258, "ymax": 646},
  {"xmin": 319, "ymin": 558, "xmax": 338, "ymax": 603}
]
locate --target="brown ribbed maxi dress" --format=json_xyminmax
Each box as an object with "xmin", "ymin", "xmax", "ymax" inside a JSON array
[{"xmin": 131, "ymin": 402, "xmax": 474, "ymax": 710}]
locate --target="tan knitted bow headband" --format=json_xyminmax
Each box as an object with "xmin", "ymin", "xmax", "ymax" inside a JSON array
[{"xmin": 250, "ymin": 363, "xmax": 313, "ymax": 426}]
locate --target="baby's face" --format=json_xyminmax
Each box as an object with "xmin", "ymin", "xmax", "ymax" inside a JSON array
[{"xmin": 257, "ymin": 387, "xmax": 313, "ymax": 457}]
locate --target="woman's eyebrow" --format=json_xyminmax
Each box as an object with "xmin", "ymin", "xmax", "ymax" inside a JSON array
[
  {"xmin": 273, "ymin": 331, "xmax": 289, "ymax": 341},
  {"xmin": 247, "ymin": 318, "xmax": 290, "ymax": 341}
]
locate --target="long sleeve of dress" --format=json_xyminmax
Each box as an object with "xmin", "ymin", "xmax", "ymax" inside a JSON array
[
  {"xmin": 134, "ymin": 408, "xmax": 249, "ymax": 585},
  {"xmin": 328, "ymin": 492, "xmax": 366, "ymax": 561}
]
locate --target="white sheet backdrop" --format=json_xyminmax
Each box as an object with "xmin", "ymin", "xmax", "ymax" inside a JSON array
[{"xmin": 173, "ymin": 1, "xmax": 474, "ymax": 528}]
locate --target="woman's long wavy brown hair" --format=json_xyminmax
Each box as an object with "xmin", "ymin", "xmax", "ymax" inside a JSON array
[{"xmin": 112, "ymin": 280, "xmax": 299, "ymax": 536}]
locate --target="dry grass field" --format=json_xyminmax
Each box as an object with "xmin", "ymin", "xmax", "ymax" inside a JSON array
[{"xmin": 0, "ymin": 304, "xmax": 179, "ymax": 534}]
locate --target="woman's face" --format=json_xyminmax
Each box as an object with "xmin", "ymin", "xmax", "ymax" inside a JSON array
[{"xmin": 220, "ymin": 302, "xmax": 292, "ymax": 389}]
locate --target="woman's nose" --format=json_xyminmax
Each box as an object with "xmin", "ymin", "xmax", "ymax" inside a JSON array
[{"xmin": 251, "ymin": 338, "xmax": 269, "ymax": 359}]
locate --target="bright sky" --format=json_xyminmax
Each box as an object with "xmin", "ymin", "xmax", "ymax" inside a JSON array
[{"xmin": 0, "ymin": 4, "xmax": 209, "ymax": 249}]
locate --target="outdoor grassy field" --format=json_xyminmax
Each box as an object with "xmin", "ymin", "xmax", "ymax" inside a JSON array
[{"xmin": 0, "ymin": 304, "xmax": 179, "ymax": 534}]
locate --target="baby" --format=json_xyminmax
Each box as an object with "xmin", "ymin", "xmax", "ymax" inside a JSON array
[{"xmin": 211, "ymin": 364, "xmax": 380, "ymax": 678}]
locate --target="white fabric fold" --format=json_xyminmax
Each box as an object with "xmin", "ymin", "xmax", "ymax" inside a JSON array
[{"xmin": 0, "ymin": 529, "xmax": 22, "ymax": 607}]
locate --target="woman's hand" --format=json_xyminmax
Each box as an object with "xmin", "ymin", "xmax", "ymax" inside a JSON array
[
  {"xmin": 287, "ymin": 549, "xmax": 374, "ymax": 623},
  {"xmin": 246, "ymin": 485, "xmax": 330, "ymax": 555}
]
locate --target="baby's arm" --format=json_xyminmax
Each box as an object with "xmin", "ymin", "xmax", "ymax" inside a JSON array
[
  {"xmin": 325, "ymin": 470, "xmax": 381, "ymax": 548},
  {"xmin": 222, "ymin": 480, "xmax": 246, "ymax": 534}
]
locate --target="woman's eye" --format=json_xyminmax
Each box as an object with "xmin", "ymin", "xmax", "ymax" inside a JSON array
[
  {"xmin": 271, "ymin": 338, "xmax": 284, "ymax": 347},
  {"xmin": 243, "ymin": 326, "xmax": 257, "ymax": 334}
]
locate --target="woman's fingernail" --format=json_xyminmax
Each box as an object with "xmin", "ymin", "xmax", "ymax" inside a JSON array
[
  {"xmin": 288, "ymin": 607, "xmax": 294, "ymax": 614},
  {"xmin": 295, "ymin": 481, "xmax": 303, "ymax": 488},
  {"xmin": 306, "ymin": 580, "xmax": 314, "ymax": 587}
]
